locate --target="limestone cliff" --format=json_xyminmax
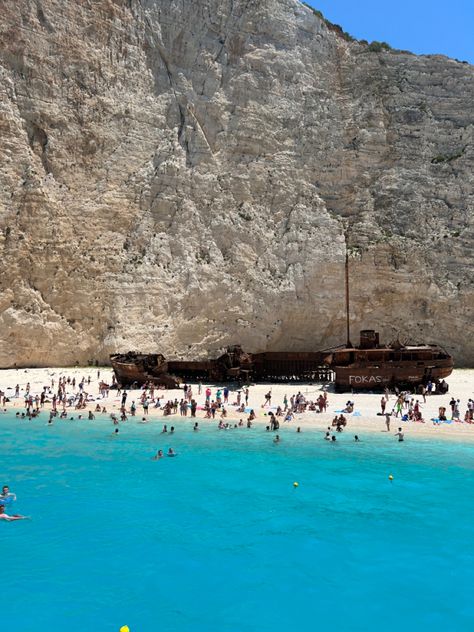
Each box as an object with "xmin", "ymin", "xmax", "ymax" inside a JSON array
[{"xmin": 0, "ymin": 0, "xmax": 472, "ymax": 367}]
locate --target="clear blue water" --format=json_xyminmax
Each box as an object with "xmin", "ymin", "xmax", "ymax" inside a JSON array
[{"xmin": 2, "ymin": 414, "xmax": 474, "ymax": 632}]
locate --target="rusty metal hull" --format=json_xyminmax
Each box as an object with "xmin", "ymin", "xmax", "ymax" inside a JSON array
[
  {"xmin": 110, "ymin": 334, "xmax": 454, "ymax": 391},
  {"xmin": 331, "ymin": 346, "xmax": 454, "ymax": 391}
]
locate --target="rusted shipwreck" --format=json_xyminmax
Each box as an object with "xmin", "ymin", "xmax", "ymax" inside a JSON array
[
  {"xmin": 110, "ymin": 255, "xmax": 453, "ymax": 391},
  {"xmin": 110, "ymin": 329, "xmax": 453, "ymax": 392},
  {"xmin": 110, "ymin": 346, "xmax": 334, "ymax": 389}
]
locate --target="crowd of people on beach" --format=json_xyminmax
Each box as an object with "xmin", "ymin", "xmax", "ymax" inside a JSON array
[
  {"xmin": 2, "ymin": 371, "xmax": 473, "ymax": 523},
  {"xmin": 0, "ymin": 372, "xmax": 473, "ymax": 430}
]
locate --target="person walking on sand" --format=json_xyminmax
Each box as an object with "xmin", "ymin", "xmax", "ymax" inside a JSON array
[
  {"xmin": 380, "ymin": 396, "xmax": 386, "ymax": 414},
  {"xmin": 264, "ymin": 390, "xmax": 272, "ymax": 407},
  {"xmin": 394, "ymin": 396, "xmax": 403, "ymax": 418},
  {"xmin": 385, "ymin": 412, "xmax": 391, "ymax": 431}
]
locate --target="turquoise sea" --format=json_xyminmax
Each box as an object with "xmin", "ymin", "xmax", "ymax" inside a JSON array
[{"xmin": 1, "ymin": 413, "xmax": 474, "ymax": 632}]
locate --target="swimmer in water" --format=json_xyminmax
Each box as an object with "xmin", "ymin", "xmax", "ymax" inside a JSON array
[
  {"xmin": 113, "ymin": 428, "xmax": 119, "ymax": 435},
  {"xmin": 152, "ymin": 450, "xmax": 164, "ymax": 460},
  {"xmin": 193, "ymin": 423, "xmax": 199, "ymax": 431},
  {"xmin": 0, "ymin": 505, "xmax": 29, "ymax": 521},
  {"xmin": 162, "ymin": 425, "xmax": 168, "ymax": 433},
  {"xmin": 170, "ymin": 426, "xmax": 175, "ymax": 434},
  {"xmin": 296, "ymin": 427, "xmax": 301, "ymax": 433},
  {"xmin": 167, "ymin": 448, "xmax": 176, "ymax": 457},
  {"xmin": 354, "ymin": 435, "xmax": 360, "ymax": 442},
  {"xmin": 331, "ymin": 435, "xmax": 337, "ymax": 442},
  {"xmin": 0, "ymin": 486, "xmax": 16, "ymax": 505},
  {"xmin": 273, "ymin": 434, "xmax": 281, "ymax": 443}
]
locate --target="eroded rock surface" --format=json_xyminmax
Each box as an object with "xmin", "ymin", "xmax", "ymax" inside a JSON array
[{"xmin": 0, "ymin": 0, "xmax": 472, "ymax": 366}]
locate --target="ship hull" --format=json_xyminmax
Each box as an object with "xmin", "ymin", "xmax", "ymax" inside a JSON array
[
  {"xmin": 110, "ymin": 335, "xmax": 454, "ymax": 392},
  {"xmin": 334, "ymin": 360, "xmax": 453, "ymax": 391}
]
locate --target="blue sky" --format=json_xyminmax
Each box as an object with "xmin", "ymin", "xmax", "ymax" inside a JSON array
[{"xmin": 304, "ymin": 0, "xmax": 473, "ymax": 64}]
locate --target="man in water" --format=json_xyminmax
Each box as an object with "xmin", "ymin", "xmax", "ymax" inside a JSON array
[
  {"xmin": 273, "ymin": 434, "xmax": 280, "ymax": 443},
  {"xmin": 0, "ymin": 505, "xmax": 29, "ymax": 521},
  {"xmin": 394, "ymin": 428, "xmax": 404, "ymax": 442},
  {"xmin": 0, "ymin": 486, "xmax": 16, "ymax": 505}
]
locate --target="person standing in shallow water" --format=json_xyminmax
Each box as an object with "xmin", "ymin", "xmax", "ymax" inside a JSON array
[{"xmin": 394, "ymin": 428, "xmax": 404, "ymax": 442}]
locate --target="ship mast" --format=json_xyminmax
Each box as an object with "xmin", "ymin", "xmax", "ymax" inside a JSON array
[{"xmin": 345, "ymin": 250, "xmax": 353, "ymax": 348}]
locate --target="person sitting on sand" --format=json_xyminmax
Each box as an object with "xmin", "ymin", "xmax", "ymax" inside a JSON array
[
  {"xmin": 438, "ymin": 406, "xmax": 447, "ymax": 421},
  {"xmin": 248, "ymin": 409, "xmax": 256, "ymax": 421},
  {"xmin": 0, "ymin": 506, "xmax": 29, "ymax": 521},
  {"xmin": 343, "ymin": 401, "xmax": 354, "ymax": 414},
  {"xmin": 238, "ymin": 419, "xmax": 244, "ymax": 427},
  {"xmin": 95, "ymin": 404, "xmax": 101, "ymax": 412}
]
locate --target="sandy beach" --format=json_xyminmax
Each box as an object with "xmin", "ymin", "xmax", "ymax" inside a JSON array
[{"xmin": 0, "ymin": 366, "xmax": 473, "ymax": 441}]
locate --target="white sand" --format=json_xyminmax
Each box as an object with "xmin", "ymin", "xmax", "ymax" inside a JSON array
[{"xmin": 0, "ymin": 366, "xmax": 473, "ymax": 441}]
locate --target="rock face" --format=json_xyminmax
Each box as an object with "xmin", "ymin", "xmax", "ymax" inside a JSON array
[{"xmin": 0, "ymin": 0, "xmax": 472, "ymax": 367}]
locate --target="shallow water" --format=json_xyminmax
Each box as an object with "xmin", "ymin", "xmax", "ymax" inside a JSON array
[{"xmin": 1, "ymin": 414, "xmax": 474, "ymax": 631}]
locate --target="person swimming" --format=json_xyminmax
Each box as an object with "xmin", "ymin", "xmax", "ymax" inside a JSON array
[
  {"xmin": 354, "ymin": 435, "xmax": 360, "ymax": 442},
  {"xmin": 167, "ymin": 448, "xmax": 176, "ymax": 457},
  {"xmin": 273, "ymin": 434, "xmax": 281, "ymax": 443},
  {"xmin": 152, "ymin": 450, "xmax": 164, "ymax": 460},
  {"xmin": 0, "ymin": 505, "xmax": 29, "ymax": 521},
  {"xmin": 0, "ymin": 486, "xmax": 16, "ymax": 506}
]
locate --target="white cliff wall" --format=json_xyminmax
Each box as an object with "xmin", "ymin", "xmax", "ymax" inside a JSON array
[{"xmin": 0, "ymin": 0, "xmax": 472, "ymax": 366}]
